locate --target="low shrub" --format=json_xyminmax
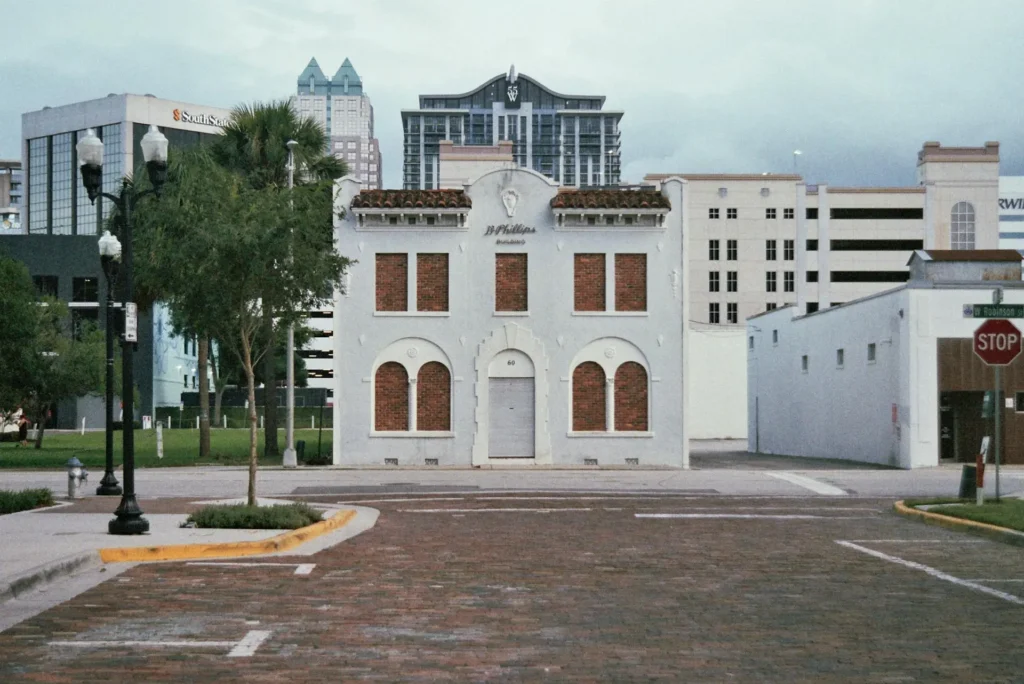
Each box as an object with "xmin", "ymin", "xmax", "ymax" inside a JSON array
[
  {"xmin": 185, "ymin": 502, "xmax": 323, "ymax": 530},
  {"xmin": 0, "ymin": 488, "xmax": 55, "ymax": 515}
]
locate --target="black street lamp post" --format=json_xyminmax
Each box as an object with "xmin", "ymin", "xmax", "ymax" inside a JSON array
[
  {"xmin": 96, "ymin": 229, "xmax": 123, "ymax": 496},
  {"xmin": 77, "ymin": 125, "xmax": 169, "ymax": 535}
]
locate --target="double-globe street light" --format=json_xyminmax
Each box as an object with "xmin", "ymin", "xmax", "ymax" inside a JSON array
[
  {"xmin": 77, "ymin": 125, "xmax": 169, "ymax": 535},
  {"xmin": 96, "ymin": 229, "xmax": 123, "ymax": 496}
]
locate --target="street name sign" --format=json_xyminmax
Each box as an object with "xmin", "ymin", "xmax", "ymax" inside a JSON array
[{"xmin": 963, "ymin": 304, "xmax": 1024, "ymax": 319}]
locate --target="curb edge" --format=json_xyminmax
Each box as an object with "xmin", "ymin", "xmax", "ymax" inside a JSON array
[
  {"xmin": 98, "ymin": 508, "xmax": 358, "ymax": 563},
  {"xmin": 893, "ymin": 500, "xmax": 1024, "ymax": 548},
  {"xmin": 0, "ymin": 551, "xmax": 101, "ymax": 604}
]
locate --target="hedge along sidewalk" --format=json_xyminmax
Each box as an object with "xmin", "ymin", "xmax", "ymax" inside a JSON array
[
  {"xmin": 894, "ymin": 500, "xmax": 1024, "ymax": 548},
  {"xmin": 99, "ymin": 507, "xmax": 357, "ymax": 563}
]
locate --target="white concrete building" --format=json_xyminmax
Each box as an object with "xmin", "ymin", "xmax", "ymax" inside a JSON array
[
  {"xmin": 647, "ymin": 141, "xmax": 1000, "ymax": 441},
  {"xmin": 747, "ymin": 250, "xmax": 1024, "ymax": 468},
  {"xmin": 331, "ymin": 168, "xmax": 687, "ymax": 466},
  {"xmin": 999, "ymin": 176, "xmax": 1024, "ymax": 251},
  {"xmin": 293, "ymin": 58, "xmax": 382, "ymax": 189}
]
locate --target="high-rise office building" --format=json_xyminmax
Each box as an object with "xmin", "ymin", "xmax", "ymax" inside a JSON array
[
  {"xmin": 402, "ymin": 65, "xmax": 623, "ymax": 190},
  {"xmin": 4, "ymin": 93, "xmax": 229, "ymax": 425},
  {"xmin": 292, "ymin": 58, "xmax": 382, "ymax": 189},
  {"xmin": 0, "ymin": 159, "xmax": 22, "ymax": 232}
]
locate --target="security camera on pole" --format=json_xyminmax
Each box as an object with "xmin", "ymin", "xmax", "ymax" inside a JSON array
[{"xmin": 282, "ymin": 139, "xmax": 299, "ymax": 469}]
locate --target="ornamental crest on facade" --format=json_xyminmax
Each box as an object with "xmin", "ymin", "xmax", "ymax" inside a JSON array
[{"xmin": 501, "ymin": 188, "xmax": 520, "ymax": 218}]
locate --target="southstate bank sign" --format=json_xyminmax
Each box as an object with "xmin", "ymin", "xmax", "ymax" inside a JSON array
[{"xmin": 172, "ymin": 108, "xmax": 228, "ymax": 128}]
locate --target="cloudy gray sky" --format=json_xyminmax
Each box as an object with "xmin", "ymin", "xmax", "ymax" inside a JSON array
[{"xmin": 3, "ymin": 0, "xmax": 1021, "ymax": 188}]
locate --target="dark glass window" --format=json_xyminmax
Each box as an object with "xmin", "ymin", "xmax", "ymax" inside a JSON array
[
  {"xmin": 831, "ymin": 207, "xmax": 924, "ymax": 220},
  {"xmin": 72, "ymin": 277, "xmax": 98, "ymax": 303},
  {"xmin": 806, "ymin": 208, "xmax": 819, "ymax": 219},
  {"xmin": 807, "ymin": 239, "xmax": 818, "ymax": 251},
  {"xmin": 32, "ymin": 275, "xmax": 59, "ymax": 298},
  {"xmin": 830, "ymin": 271, "xmax": 910, "ymax": 283},
  {"xmin": 71, "ymin": 308, "xmax": 99, "ymax": 340},
  {"xmin": 807, "ymin": 271, "xmax": 819, "ymax": 283},
  {"xmin": 830, "ymin": 239, "xmax": 924, "ymax": 251}
]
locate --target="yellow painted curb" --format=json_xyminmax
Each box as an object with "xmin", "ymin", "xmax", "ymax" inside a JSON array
[
  {"xmin": 98, "ymin": 509, "xmax": 357, "ymax": 563},
  {"xmin": 893, "ymin": 500, "xmax": 1024, "ymax": 548}
]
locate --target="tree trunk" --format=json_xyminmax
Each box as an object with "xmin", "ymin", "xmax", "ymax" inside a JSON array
[
  {"xmin": 198, "ymin": 338, "xmax": 211, "ymax": 458},
  {"xmin": 243, "ymin": 340, "xmax": 258, "ymax": 508},
  {"xmin": 262, "ymin": 312, "xmax": 279, "ymax": 457},
  {"xmin": 211, "ymin": 348, "xmax": 224, "ymax": 427}
]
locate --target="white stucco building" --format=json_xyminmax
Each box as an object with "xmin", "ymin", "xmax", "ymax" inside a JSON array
[
  {"xmin": 748, "ymin": 250, "xmax": 1024, "ymax": 468},
  {"xmin": 999, "ymin": 176, "xmax": 1024, "ymax": 251},
  {"xmin": 331, "ymin": 167, "xmax": 688, "ymax": 466}
]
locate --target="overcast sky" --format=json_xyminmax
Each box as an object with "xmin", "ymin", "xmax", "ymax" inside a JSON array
[{"xmin": 3, "ymin": 0, "xmax": 1022, "ymax": 188}]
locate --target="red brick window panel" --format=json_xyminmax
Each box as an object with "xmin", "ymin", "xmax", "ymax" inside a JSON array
[
  {"xmin": 615, "ymin": 253, "xmax": 647, "ymax": 312},
  {"xmin": 495, "ymin": 253, "xmax": 528, "ymax": 312},
  {"xmin": 614, "ymin": 362, "xmax": 649, "ymax": 432},
  {"xmin": 574, "ymin": 253, "xmax": 606, "ymax": 312},
  {"xmin": 376, "ymin": 254, "xmax": 408, "ymax": 312},
  {"xmin": 572, "ymin": 362, "xmax": 607, "ymax": 431},
  {"xmin": 416, "ymin": 362, "xmax": 451, "ymax": 431},
  {"xmin": 374, "ymin": 362, "xmax": 408, "ymax": 431},
  {"xmin": 417, "ymin": 253, "xmax": 449, "ymax": 312}
]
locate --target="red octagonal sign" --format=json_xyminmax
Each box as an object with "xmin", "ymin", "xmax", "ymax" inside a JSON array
[{"xmin": 974, "ymin": 319, "xmax": 1023, "ymax": 366}]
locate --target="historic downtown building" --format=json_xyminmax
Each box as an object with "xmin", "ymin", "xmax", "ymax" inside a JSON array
[
  {"xmin": 402, "ymin": 66, "xmax": 622, "ymax": 190},
  {"xmin": 332, "ymin": 167, "xmax": 688, "ymax": 466}
]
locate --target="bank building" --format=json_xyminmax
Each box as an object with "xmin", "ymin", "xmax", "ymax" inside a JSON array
[{"xmin": 331, "ymin": 167, "xmax": 689, "ymax": 467}]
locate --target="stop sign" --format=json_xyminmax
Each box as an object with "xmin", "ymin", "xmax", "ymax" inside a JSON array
[{"xmin": 974, "ymin": 319, "xmax": 1023, "ymax": 366}]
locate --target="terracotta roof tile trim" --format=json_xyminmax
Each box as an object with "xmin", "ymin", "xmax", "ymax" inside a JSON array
[{"xmin": 351, "ymin": 190, "xmax": 472, "ymax": 209}]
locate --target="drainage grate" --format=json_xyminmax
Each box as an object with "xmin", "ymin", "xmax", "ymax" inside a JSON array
[
  {"xmin": 425, "ymin": 458, "xmax": 439, "ymax": 466},
  {"xmin": 584, "ymin": 458, "xmax": 598, "ymax": 466},
  {"xmin": 625, "ymin": 458, "xmax": 639, "ymax": 466},
  {"xmin": 384, "ymin": 458, "xmax": 398, "ymax": 466}
]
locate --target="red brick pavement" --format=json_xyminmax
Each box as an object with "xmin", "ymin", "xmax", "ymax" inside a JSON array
[{"xmin": 1, "ymin": 495, "xmax": 1023, "ymax": 682}]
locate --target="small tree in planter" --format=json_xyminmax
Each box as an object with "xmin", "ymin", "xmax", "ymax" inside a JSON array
[{"xmin": 134, "ymin": 147, "xmax": 349, "ymax": 506}]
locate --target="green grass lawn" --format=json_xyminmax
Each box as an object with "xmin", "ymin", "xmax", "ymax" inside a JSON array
[
  {"xmin": 924, "ymin": 499, "xmax": 1024, "ymax": 533},
  {"xmin": 0, "ymin": 429, "xmax": 332, "ymax": 469}
]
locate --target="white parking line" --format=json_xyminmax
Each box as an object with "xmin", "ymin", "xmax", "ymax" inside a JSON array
[
  {"xmin": 49, "ymin": 630, "xmax": 273, "ymax": 658},
  {"xmin": 835, "ymin": 541, "xmax": 1024, "ymax": 606},
  {"xmin": 227, "ymin": 630, "xmax": 273, "ymax": 657},
  {"xmin": 335, "ymin": 497, "xmax": 466, "ymax": 504},
  {"xmin": 964, "ymin": 579, "xmax": 1024, "ymax": 583},
  {"xmin": 845, "ymin": 539, "xmax": 986, "ymax": 544},
  {"xmin": 636, "ymin": 513, "xmax": 870, "ymax": 520},
  {"xmin": 187, "ymin": 562, "xmax": 316, "ymax": 576},
  {"xmin": 399, "ymin": 508, "xmax": 593, "ymax": 513},
  {"xmin": 766, "ymin": 472, "xmax": 847, "ymax": 496}
]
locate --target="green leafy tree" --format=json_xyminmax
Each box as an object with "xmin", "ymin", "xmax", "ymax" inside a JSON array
[
  {"xmin": 211, "ymin": 100, "xmax": 346, "ymax": 457},
  {"xmin": 0, "ymin": 254, "xmax": 104, "ymax": 448},
  {"xmin": 134, "ymin": 146, "xmax": 349, "ymax": 505}
]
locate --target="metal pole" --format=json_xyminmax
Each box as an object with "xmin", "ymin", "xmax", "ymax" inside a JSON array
[
  {"xmin": 110, "ymin": 193, "xmax": 148, "ymax": 535},
  {"xmin": 995, "ymin": 365, "xmax": 1001, "ymax": 502},
  {"xmin": 283, "ymin": 140, "xmax": 298, "ymax": 468},
  {"xmin": 97, "ymin": 266, "xmax": 121, "ymax": 496}
]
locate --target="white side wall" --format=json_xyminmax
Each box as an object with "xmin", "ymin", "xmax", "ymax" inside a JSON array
[
  {"xmin": 688, "ymin": 324, "xmax": 747, "ymax": 439},
  {"xmin": 747, "ymin": 291, "xmax": 912, "ymax": 467},
  {"xmin": 749, "ymin": 284, "xmax": 1024, "ymax": 468}
]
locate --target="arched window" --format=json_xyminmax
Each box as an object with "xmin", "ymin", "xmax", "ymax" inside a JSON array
[
  {"xmin": 950, "ymin": 202, "xmax": 975, "ymax": 251},
  {"xmin": 374, "ymin": 362, "xmax": 408, "ymax": 431},
  {"xmin": 572, "ymin": 362, "xmax": 607, "ymax": 431},
  {"xmin": 417, "ymin": 362, "xmax": 451, "ymax": 431},
  {"xmin": 614, "ymin": 362, "xmax": 649, "ymax": 431}
]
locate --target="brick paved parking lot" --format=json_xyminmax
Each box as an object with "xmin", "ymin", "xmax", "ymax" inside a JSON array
[{"xmin": 2, "ymin": 494, "xmax": 1024, "ymax": 682}]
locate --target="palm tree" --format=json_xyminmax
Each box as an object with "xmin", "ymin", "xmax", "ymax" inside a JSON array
[
  {"xmin": 210, "ymin": 100, "xmax": 347, "ymax": 457},
  {"xmin": 212, "ymin": 100, "xmax": 347, "ymax": 190}
]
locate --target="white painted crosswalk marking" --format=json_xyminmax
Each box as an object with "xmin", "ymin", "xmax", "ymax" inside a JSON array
[{"xmin": 766, "ymin": 472, "xmax": 847, "ymax": 496}]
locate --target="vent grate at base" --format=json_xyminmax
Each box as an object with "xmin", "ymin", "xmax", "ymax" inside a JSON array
[
  {"xmin": 626, "ymin": 458, "xmax": 639, "ymax": 466},
  {"xmin": 425, "ymin": 458, "xmax": 439, "ymax": 466},
  {"xmin": 385, "ymin": 458, "xmax": 398, "ymax": 466},
  {"xmin": 584, "ymin": 458, "xmax": 598, "ymax": 466}
]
